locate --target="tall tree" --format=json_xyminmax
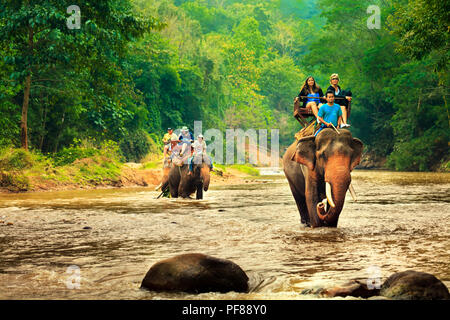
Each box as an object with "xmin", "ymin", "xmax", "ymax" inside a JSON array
[{"xmin": 0, "ymin": 0, "xmax": 158, "ymax": 150}]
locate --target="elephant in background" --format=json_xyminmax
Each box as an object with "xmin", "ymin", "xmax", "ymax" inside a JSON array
[
  {"xmin": 283, "ymin": 129, "xmax": 363, "ymax": 227},
  {"xmin": 168, "ymin": 154, "xmax": 211, "ymax": 199}
]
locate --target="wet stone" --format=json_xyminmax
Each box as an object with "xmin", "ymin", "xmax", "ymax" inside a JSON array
[
  {"xmin": 380, "ymin": 270, "xmax": 450, "ymax": 300},
  {"xmin": 141, "ymin": 253, "xmax": 249, "ymax": 294}
]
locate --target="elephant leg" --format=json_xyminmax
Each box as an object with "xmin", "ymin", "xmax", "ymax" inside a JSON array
[
  {"xmin": 178, "ymin": 185, "xmax": 186, "ymax": 198},
  {"xmin": 325, "ymin": 219, "xmax": 338, "ymax": 228},
  {"xmin": 294, "ymin": 193, "xmax": 310, "ymax": 226},
  {"xmin": 178, "ymin": 179, "xmax": 191, "ymax": 198},
  {"xmin": 169, "ymin": 184, "xmax": 178, "ymax": 198},
  {"xmin": 169, "ymin": 177, "xmax": 179, "ymax": 198},
  {"xmin": 196, "ymin": 183, "xmax": 203, "ymax": 200},
  {"xmin": 286, "ymin": 176, "xmax": 310, "ymax": 226}
]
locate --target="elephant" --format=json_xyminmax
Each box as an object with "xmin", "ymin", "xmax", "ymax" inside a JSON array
[
  {"xmin": 283, "ymin": 128, "xmax": 363, "ymax": 227},
  {"xmin": 168, "ymin": 154, "xmax": 211, "ymax": 199}
]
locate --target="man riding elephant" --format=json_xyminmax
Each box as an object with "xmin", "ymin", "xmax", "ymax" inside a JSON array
[
  {"xmin": 179, "ymin": 126, "xmax": 194, "ymax": 157},
  {"xmin": 162, "ymin": 128, "xmax": 179, "ymax": 159},
  {"xmin": 283, "ymin": 128, "xmax": 363, "ymax": 227}
]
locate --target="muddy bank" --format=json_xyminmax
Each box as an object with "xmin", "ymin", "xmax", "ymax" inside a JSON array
[{"xmin": 0, "ymin": 162, "xmax": 264, "ymax": 194}]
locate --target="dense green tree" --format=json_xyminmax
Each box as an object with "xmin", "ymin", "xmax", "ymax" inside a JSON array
[
  {"xmin": 0, "ymin": 0, "xmax": 447, "ymax": 170},
  {"xmin": 0, "ymin": 0, "xmax": 158, "ymax": 150}
]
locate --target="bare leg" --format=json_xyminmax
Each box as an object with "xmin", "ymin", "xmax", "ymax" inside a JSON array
[
  {"xmin": 307, "ymin": 102, "xmax": 318, "ymax": 117},
  {"xmin": 340, "ymin": 106, "xmax": 348, "ymax": 124}
]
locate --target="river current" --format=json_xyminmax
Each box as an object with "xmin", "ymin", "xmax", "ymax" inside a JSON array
[{"xmin": 0, "ymin": 170, "xmax": 448, "ymax": 299}]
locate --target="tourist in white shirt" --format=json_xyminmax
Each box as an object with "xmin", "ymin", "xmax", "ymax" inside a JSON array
[{"xmin": 188, "ymin": 135, "xmax": 213, "ymax": 175}]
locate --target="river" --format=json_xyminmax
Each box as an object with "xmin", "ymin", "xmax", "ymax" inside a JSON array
[{"xmin": 0, "ymin": 170, "xmax": 448, "ymax": 299}]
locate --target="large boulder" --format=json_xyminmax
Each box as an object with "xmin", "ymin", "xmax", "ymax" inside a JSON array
[
  {"xmin": 140, "ymin": 253, "xmax": 249, "ymax": 293},
  {"xmin": 380, "ymin": 270, "xmax": 450, "ymax": 300}
]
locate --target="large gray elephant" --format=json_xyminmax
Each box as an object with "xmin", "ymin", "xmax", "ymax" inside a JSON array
[
  {"xmin": 168, "ymin": 154, "xmax": 211, "ymax": 199},
  {"xmin": 283, "ymin": 128, "xmax": 363, "ymax": 227}
]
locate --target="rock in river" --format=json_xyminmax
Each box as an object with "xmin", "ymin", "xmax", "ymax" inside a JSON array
[
  {"xmin": 140, "ymin": 253, "xmax": 249, "ymax": 293},
  {"xmin": 322, "ymin": 279, "xmax": 380, "ymax": 298},
  {"xmin": 380, "ymin": 270, "xmax": 450, "ymax": 300}
]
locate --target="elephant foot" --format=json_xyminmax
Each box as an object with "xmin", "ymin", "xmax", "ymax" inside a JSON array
[{"xmin": 300, "ymin": 220, "xmax": 311, "ymax": 228}]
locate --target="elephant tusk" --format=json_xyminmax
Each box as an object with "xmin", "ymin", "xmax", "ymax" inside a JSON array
[
  {"xmin": 290, "ymin": 151, "xmax": 296, "ymax": 161},
  {"xmin": 326, "ymin": 182, "xmax": 336, "ymax": 208},
  {"xmin": 348, "ymin": 183, "xmax": 357, "ymax": 202}
]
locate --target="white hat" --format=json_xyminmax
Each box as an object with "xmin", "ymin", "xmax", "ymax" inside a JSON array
[{"xmin": 198, "ymin": 134, "xmax": 204, "ymax": 138}]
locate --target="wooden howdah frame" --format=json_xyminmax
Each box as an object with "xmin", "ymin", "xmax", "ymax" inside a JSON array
[{"xmin": 293, "ymin": 96, "xmax": 352, "ymax": 127}]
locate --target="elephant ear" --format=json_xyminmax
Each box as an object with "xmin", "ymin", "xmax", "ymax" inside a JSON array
[
  {"xmin": 293, "ymin": 136, "xmax": 316, "ymax": 171},
  {"xmin": 350, "ymin": 138, "xmax": 364, "ymax": 170}
]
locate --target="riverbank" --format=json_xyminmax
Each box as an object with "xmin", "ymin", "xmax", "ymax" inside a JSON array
[
  {"xmin": 1, "ymin": 147, "xmax": 447, "ymax": 194},
  {"xmin": 0, "ymin": 147, "xmax": 267, "ymax": 194}
]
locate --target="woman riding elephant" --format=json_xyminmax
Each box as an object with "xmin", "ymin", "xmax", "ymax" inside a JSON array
[
  {"xmin": 283, "ymin": 128, "xmax": 363, "ymax": 227},
  {"xmin": 327, "ymin": 73, "xmax": 352, "ymax": 128},
  {"xmin": 295, "ymin": 76, "xmax": 325, "ymax": 119}
]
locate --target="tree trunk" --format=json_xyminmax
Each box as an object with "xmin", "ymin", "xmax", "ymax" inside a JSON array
[
  {"xmin": 21, "ymin": 25, "xmax": 34, "ymax": 150},
  {"xmin": 21, "ymin": 74, "xmax": 31, "ymax": 150},
  {"xmin": 39, "ymin": 97, "xmax": 48, "ymax": 151}
]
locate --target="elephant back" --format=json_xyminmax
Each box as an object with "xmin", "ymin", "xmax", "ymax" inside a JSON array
[
  {"xmin": 192, "ymin": 154, "xmax": 210, "ymax": 167},
  {"xmin": 172, "ymin": 153, "xmax": 190, "ymax": 167}
]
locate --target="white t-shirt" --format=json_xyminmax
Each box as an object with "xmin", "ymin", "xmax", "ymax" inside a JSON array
[{"xmin": 192, "ymin": 140, "xmax": 206, "ymax": 155}]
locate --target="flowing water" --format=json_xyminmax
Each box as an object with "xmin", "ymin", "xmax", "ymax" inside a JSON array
[{"xmin": 0, "ymin": 170, "xmax": 448, "ymax": 300}]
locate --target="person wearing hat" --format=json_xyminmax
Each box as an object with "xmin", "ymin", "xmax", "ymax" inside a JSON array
[
  {"xmin": 188, "ymin": 134, "xmax": 213, "ymax": 175},
  {"xmin": 327, "ymin": 73, "xmax": 352, "ymax": 128},
  {"xmin": 163, "ymin": 128, "xmax": 178, "ymax": 158},
  {"xmin": 179, "ymin": 126, "xmax": 194, "ymax": 157}
]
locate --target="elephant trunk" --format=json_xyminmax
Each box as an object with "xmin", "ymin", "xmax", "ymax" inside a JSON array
[
  {"xmin": 317, "ymin": 155, "xmax": 351, "ymax": 225},
  {"xmin": 318, "ymin": 181, "xmax": 349, "ymax": 225},
  {"xmin": 316, "ymin": 201, "xmax": 327, "ymax": 220},
  {"xmin": 201, "ymin": 166, "xmax": 210, "ymax": 191},
  {"xmin": 159, "ymin": 166, "xmax": 171, "ymax": 191}
]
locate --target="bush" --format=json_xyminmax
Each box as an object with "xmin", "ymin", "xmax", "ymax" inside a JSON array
[
  {"xmin": 0, "ymin": 148, "xmax": 34, "ymax": 171},
  {"xmin": 387, "ymin": 129, "xmax": 449, "ymax": 171},
  {"xmin": 53, "ymin": 146, "xmax": 99, "ymax": 166},
  {"xmin": 99, "ymin": 140, "xmax": 124, "ymax": 162},
  {"xmin": 439, "ymin": 160, "xmax": 450, "ymax": 172},
  {"xmin": 0, "ymin": 172, "xmax": 30, "ymax": 191},
  {"xmin": 120, "ymin": 130, "xmax": 153, "ymax": 162}
]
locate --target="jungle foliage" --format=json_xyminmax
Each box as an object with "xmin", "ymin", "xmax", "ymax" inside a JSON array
[{"xmin": 0, "ymin": 0, "xmax": 448, "ymax": 171}]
